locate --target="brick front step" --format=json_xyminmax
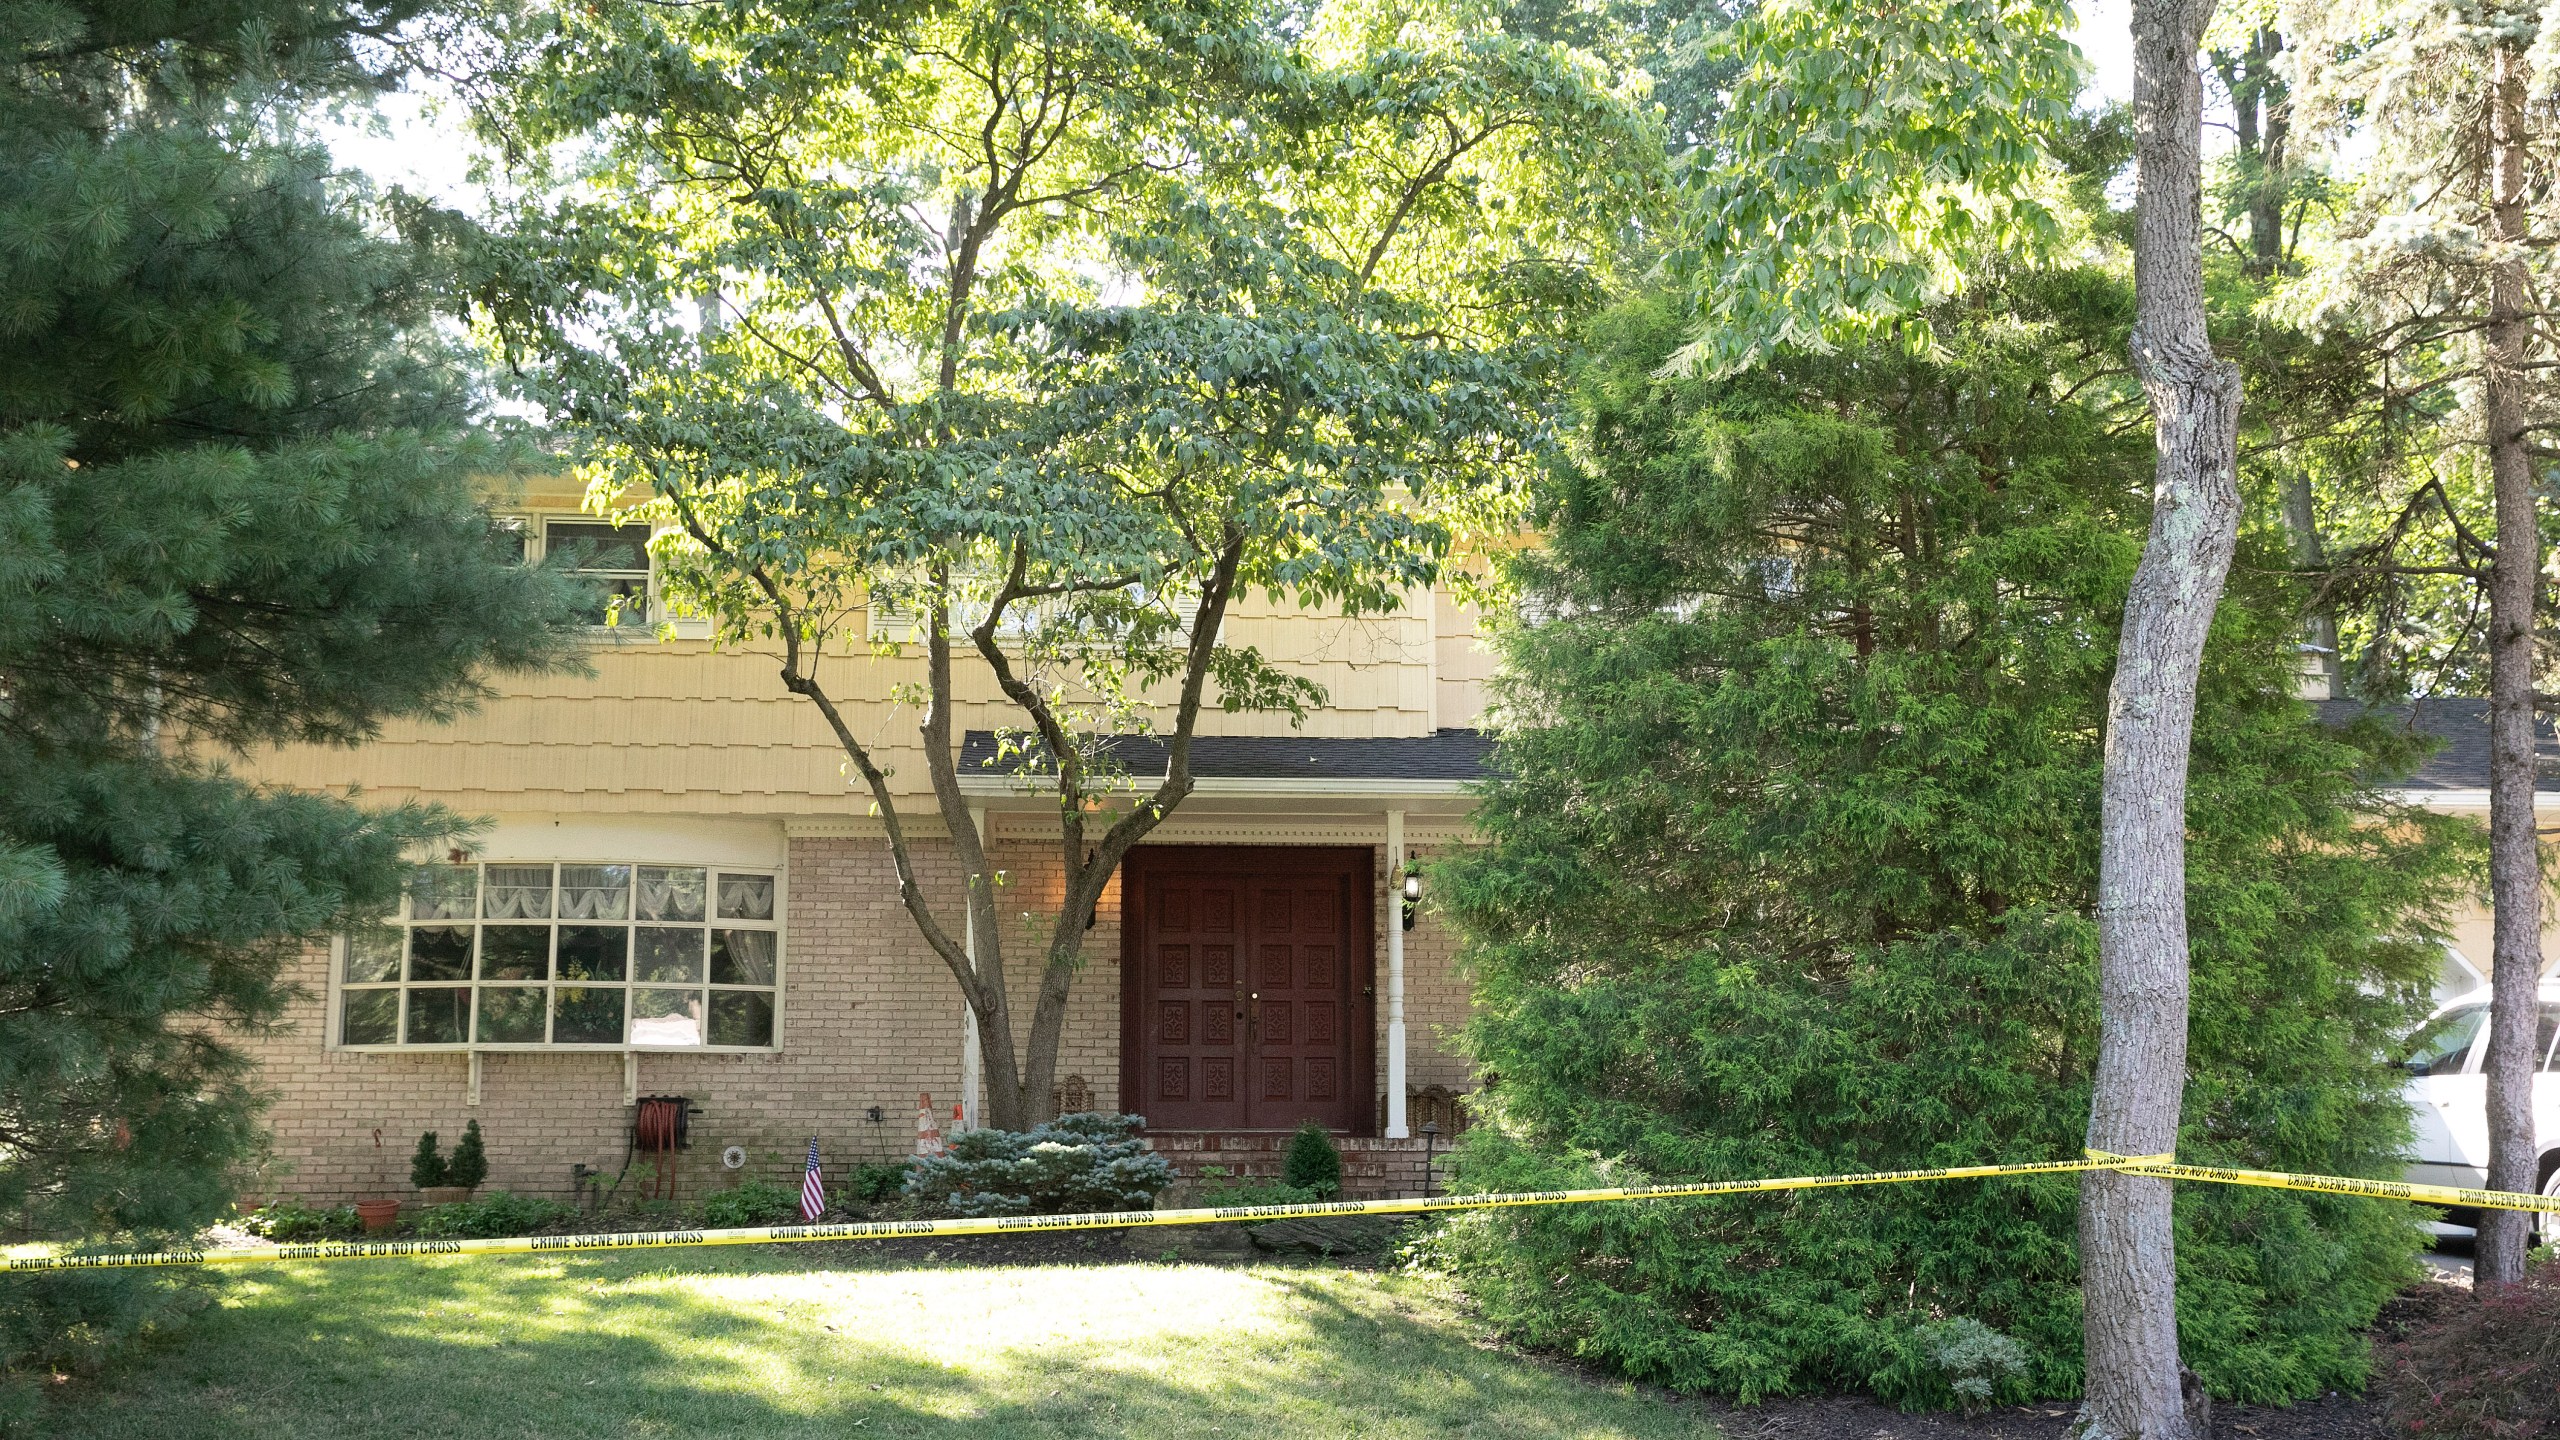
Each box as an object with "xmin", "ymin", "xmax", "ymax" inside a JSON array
[{"xmin": 1145, "ymin": 1130, "xmax": 1452, "ymax": 1200}]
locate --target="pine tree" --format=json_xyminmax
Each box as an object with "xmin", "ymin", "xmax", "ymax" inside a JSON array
[
  {"xmin": 0, "ymin": 1, "xmax": 586, "ymax": 1408},
  {"xmin": 1429, "ymin": 274, "xmax": 2477, "ymax": 1408}
]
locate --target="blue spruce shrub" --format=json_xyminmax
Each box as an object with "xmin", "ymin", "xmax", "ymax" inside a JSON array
[{"xmin": 905, "ymin": 1113, "xmax": 1173, "ymax": 1217}]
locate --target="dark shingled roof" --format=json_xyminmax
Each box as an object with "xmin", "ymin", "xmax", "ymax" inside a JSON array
[
  {"xmin": 2316, "ymin": 698, "xmax": 2560, "ymax": 792},
  {"xmin": 958, "ymin": 728, "xmax": 1493, "ymax": 782}
]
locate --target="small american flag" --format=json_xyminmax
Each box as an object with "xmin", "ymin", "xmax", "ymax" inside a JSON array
[{"xmin": 800, "ymin": 1137, "xmax": 825, "ymax": 1222}]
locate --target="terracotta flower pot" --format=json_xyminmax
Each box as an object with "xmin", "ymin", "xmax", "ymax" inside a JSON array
[
  {"xmin": 355, "ymin": 1198, "xmax": 401, "ymax": 1234},
  {"xmin": 417, "ymin": 1186, "xmax": 472, "ymax": 1206}
]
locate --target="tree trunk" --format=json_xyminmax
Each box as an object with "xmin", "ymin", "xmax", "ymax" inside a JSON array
[
  {"xmin": 2278, "ymin": 472, "xmax": 2341, "ymax": 697},
  {"xmin": 2475, "ymin": 35, "xmax": 2544, "ymax": 1293},
  {"xmin": 2081, "ymin": 3, "xmax": 2242, "ymax": 1438}
]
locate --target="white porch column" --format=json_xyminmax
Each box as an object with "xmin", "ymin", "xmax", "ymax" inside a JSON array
[
  {"xmin": 960, "ymin": 804, "xmax": 986, "ymax": 1131},
  {"xmin": 1385, "ymin": 809, "xmax": 1409, "ymax": 1138}
]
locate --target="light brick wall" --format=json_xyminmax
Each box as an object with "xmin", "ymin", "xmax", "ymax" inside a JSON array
[
  {"xmin": 980, "ymin": 840, "xmax": 1125, "ymax": 1116},
  {"xmin": 239, "ymin": 836, "xmax": 1480, "ymax": 1204},
  {"xmin": 1369, "ymin": 845, "xmax": 1475, "ymax": 1127},
  {"xmin": 243, "ymin": 835, "xmax": 980, "ymax": 1203}
]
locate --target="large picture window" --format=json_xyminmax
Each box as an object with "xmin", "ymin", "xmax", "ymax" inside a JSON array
[{"xmin": 336, "ymin": 862, "xmax": 781, "ymax": 1051}]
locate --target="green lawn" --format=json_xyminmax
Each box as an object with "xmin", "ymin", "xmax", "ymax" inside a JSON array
[{"xmin": 47, "ymin": 1247, "xmax": 1717, "ymax": 1439}]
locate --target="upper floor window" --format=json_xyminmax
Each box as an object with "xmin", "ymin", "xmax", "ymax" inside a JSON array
[
  {"xmin": 499, "ymin": 516, "xmax": 709, "ymax": 637},
  {"xmin": 540, "ymin": 519, "xmax": 652, "ymax": 630},
  {"xmin": 335, "ymin": 862, "xmax": 781, "ymax": 1051}
]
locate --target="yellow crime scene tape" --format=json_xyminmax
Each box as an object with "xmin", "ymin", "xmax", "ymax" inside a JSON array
[{"xmin": 3, "ymin": 1149, "xmax": 2547, "ymax": 1274}]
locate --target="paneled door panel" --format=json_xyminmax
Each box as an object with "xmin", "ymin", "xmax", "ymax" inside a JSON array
[
  {"xmin": 1123, "ymin": 848, "xmax": 1373, "ymax": 1133},
  {"xmin": 1134, "ymin": 874, "xmax": 1246, "ymax": 1131}
]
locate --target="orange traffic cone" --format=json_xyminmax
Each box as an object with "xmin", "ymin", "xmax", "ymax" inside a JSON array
[{"xmin": 915, "ymin": 1091, "xmax": 944, "ymax": 1158}]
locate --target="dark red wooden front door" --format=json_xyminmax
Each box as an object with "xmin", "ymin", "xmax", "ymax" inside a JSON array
[{"xmin": 1122, "ymin": 847, "xmax": 1373, "ymax": 1133}]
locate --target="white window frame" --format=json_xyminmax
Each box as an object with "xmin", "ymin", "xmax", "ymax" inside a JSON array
[
  {"xmin": 329, "ymin": 860, "xmax": 786, "ymax": 1054},
  {"xmin": 510, "ymin": 515, "xmax": 713, "ymax": 641}
]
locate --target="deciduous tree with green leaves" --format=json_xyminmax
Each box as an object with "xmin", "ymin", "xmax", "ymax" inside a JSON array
[
  {"xmin": 1663, "ymin": 0, "xmax": 2083, "ymax": 377},
  {"xmin": 467, "ymin": 0, "xmax": 1657, "ymax": 1129}
]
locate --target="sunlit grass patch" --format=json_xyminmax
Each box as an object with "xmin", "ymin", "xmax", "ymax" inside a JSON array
[{"xmin": 47, "ymin": 1250, "xmax": 1716, "ymax": 1439}]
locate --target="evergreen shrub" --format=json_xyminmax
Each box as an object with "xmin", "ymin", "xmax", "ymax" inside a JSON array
[
  {"xmin": 408, "ymin": 1132, "xmax": 447, "ymax": 1190},
  {"xmin": 904, "ymin": 1113, "xmax": 1174, "ymax": 1217},
  {"xmin": 1917, "ymin": 1319, "xmax": 2030, "ymax": 1413},
  {"xmin": 1283, "ymin": 1123, "xmax": 1343, "ymax": 1199},
  {"xmin": 1424, "ymin": 283, "xmax": 2476, "ymax": 1408},
  {"xmin": 446, "ymin": 1121, "xmax": 488, "ymax": 1191}
]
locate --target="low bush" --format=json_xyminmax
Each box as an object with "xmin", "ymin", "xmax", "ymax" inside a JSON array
[
  {"xmin": 699, "ymin": 1180, "xmax": 800, "ymax": 1229},
  {"xmin": 1283, "ymin": 1123, "xmax": 1343, "ymax": 1200},
  {"xmin": 1915, "ymin": 1317, "xmax": 2031, "ymax": 1413},
  {"xmin": 848, "ymin": 1162, "xmax": 912, "ymax": 1206},
  {"xmin": 407, "ymin": 1191, "xmax": 577, "ymax": 1239},
  {"xmin": 905, "ymin": 1112, "xmax": 1173, "ymax": 1218},
  {"xmin": 2382, "ymin": 1263, "xmax": 2560, "ymax": 1439},
  {"xmin": 239, "ymin": 1201, "xmax": 360, "ymax": 1242},
  {"xmin": 1192, "ymin": 1165, "xmax": 1323, "ymax": 1208}
]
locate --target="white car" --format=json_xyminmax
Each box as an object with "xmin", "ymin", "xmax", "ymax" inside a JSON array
[{"xmin": 2400, "ymin": 979, "xmax": 2560, "ymax": 1241}]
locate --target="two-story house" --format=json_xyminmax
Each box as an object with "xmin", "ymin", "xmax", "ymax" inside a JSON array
[
  {"xmin": 229, "ymin": 477, "xmax": 2560, "ymax": 1208},
  {"xmin": 234, "ymin": 478, "xmax": 1500, "ymax": 1203}
]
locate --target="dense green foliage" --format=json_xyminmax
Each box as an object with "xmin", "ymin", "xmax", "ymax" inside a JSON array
[
  {"xmin": 904, "ymin": 1114, "xmax": 1175, "ymax": 1218},
  {"xmin": 698, "ymin": 1181, "xmax": 803, "ymax": 1230},
  {"xmin": 1425, "ymin": 277, "xmax": 2477, "ymax": 1408},
  {"xmin": 237, "ymin": 1200, "xmax": 361, "ymax": 1242},
  {"xmin": 1283, "ymin": 1123, "xmax": 1344, "ymax": 1200},
  {"xmin": 1661, "ymin": 0, "xmax": 2083, "ymax": 376},
  {"xmin": 446, "ymin": 1121, "xmax": 488, "ymax": 1191},
  {"xmin": 0, "ymin": 0, "xmax": 586, "ymax": 1416},
  {"xmin": 409, "ymin": 1132, "xmax": 448, "ymax": 1190},
  {"xmin": 406, "ymin": 1191, "xmax": 578, "ymax": 1240}
]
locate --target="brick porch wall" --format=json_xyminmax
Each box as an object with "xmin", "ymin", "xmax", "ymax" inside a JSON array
[
  {"xmin": 1149, "ymin": 1131, "xmax": 1452, "ymax": 1201},
  {"xmin": 237, "ymin": 835, "xmax": 1476, "ymax": 1205}
]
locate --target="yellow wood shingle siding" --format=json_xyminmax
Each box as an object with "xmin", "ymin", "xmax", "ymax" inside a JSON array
[{"xmin": 237, "ymin": 586, "xmax": 1492, "ymax": 813}]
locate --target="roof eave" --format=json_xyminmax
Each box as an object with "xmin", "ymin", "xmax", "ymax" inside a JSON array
[{"xmin": 954, "ymin": 773, "xmax": 1474, "ymax": 800}]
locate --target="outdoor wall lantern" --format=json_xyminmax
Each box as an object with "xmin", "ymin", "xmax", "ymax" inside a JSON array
[{"xmin": 1401, "ymin": 864, "xmax": 1423, "ymax": 932}]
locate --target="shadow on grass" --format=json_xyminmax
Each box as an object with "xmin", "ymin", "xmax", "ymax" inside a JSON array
[{"xmin": 44, "ymin": 1249, "xmax": 1713, "ymax": 1440}]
